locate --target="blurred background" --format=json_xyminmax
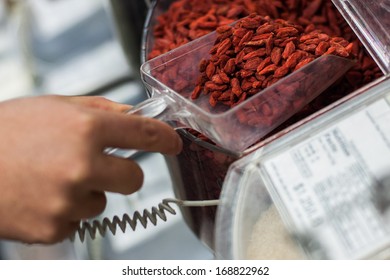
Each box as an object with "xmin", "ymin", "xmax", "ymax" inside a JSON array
[{"xmin": 0, "ymin": 0, "xmax": 213, "ymax": 260}]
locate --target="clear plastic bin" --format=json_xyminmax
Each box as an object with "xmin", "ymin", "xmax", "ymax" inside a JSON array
[{"xmin": 216, "ymin": 76, "xmax": 390, "ymax": 259}]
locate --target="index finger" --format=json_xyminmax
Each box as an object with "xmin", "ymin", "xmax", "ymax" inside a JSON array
[
  {"xmin": 93, "ymin": 111, "xmax": 183, "ymax": 155},
  {"xmin": 53, "ymin": 95, "xmax": 132, "ymax": 113}
]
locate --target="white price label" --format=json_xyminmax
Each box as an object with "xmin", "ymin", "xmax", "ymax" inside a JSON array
[{"xmin": 264, "ymin": 97, "xmax": 390, "ymax": 259}]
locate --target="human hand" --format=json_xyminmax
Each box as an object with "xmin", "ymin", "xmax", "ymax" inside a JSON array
[{"xmin": 0, "ymin": 95, "xmax": 182, "ymax": 244}]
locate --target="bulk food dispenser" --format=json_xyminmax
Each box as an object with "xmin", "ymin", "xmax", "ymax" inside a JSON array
[
  {"xmin": 103, "ymin": 0, "xmax": 389, "ymax": 258},
  {"xmin": 214, "ymin": 0, "xmax": 390, "ymax": 259}
]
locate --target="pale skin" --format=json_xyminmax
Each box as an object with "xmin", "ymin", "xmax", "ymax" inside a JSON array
[{"xmin": 0, "ymin": 95, "xmax": 182, "ymax": 244}]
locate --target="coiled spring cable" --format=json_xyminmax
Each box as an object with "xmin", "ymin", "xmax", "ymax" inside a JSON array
[{"xmin": 71, "ymin": 198, "xmax": 219, "ymax": 242}]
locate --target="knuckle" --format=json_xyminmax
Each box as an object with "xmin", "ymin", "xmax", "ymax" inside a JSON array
[
  {"xmin": 74, "ymin": 111, "xmax": 99, "ymax": 140},
  {"xmin": 38, "ymin": 221, "xmax": 65, "ymax": 244},
  {"xmin": 140, "ymin": 118, "xmax": 161, "ymax": 147},
  {"xmin": 47, "ymin": 197, "xmax": 72, "ymax": 219},
  {"xmin": 64, "ymin": 157, "xmax": 94, "ymax": 185}
]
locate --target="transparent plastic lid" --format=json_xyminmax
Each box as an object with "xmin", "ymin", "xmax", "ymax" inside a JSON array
[
  {"xmin": 332, "ymin": 0, "xmax": 390, "ymax": 74},
  {"xmin": 215, "ymin": 76, "xmax": 390, "ymax": 259},
  {"xmin": 140, "ymin": 16, "xmax": 355, "ymax": 153}
]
